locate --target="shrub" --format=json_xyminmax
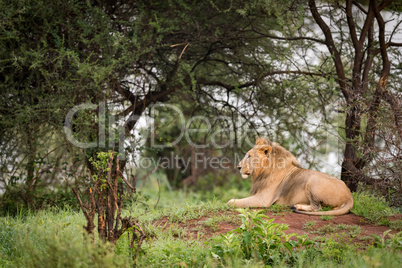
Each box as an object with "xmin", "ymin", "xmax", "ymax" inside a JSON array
[
  {"xmin": 211, "ymin": 208, "xmax": 315, "ymax": 266},
  {"xmin": 352, "ymin": 191, "xmax": 400, "ymax": 227},
  {"xmin": 0, "ymin": 185, "xmax": 80, "ymax": 216}
]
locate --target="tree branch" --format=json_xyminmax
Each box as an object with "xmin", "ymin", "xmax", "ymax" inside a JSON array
[
  {"xmin": 362, "ymin": 23, "xmax": 375, "ymax": 94},
  {"xmin": 251, "ymin": 26, "xmax": 326, "ymax": 45},
  {"xmin": 358, "ymin": 1, "xmax": 375, "ymax": 45},
  {"xmin": 352, "ymin": 1, "xmax": 368, "ymax": 14},
  {"xmin": 308, "ymin": 0, "xmax": 350, "ymax": 101},
  {"xmin": 346, "ymin": 0, "xmax": 359, "ymax": 48},
  {"xmin": 388, "ymin": 42, "xmax": 402, "ymax": 47}
]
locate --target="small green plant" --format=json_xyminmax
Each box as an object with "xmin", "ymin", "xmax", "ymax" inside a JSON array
[
  {"xmin": 304, "ymin": 223, "xmax": 362, "ymax": 238},
  {"xmin": 202, "ymin": 217, "xmax": 220, "ymax": 232},
  {"xmin": 359, "ymin": 236, "xmax": 374, "ymax": 242},
  {"xmin": 320, "ymin": 215, "xmax": 334, "ymax": 221},
  {"xmin": 312, "ymin": 224, "xmax": 336, "ymax": 235},
  {"xmin": 321, "ymin": 205, "xmax": 334, "ymax": 211},
  {"xmin": 371, "ymin": 230, "xmax": 402, "ymax": 250},
  {"xmin": 269, "ymin": 204, "xmax": 293, "ymax": 215},
  {"xmin": 167, "ymin": 224, "xmax": 188, "ymax": 238},
  {"xmin": 389, "ymin": 220, "xmax": 402, "ymax": 231},
  {"xmin": 347, "ymin": 225, "xmax": 362, "ymax": 238},
  {"xmin": 211, "ymin": 208, "xmax": 315, "ymax": 266},
  {"xmin": 321, "ymin": 233, "xmax": 356, "ymax": 264},
  {"xmin": 202, "ymin": 213, "xmax": 241, "ymax": 231},
  {"xmin": 303, "ymin": 221, "xmax": 316, "ymax": 231}
]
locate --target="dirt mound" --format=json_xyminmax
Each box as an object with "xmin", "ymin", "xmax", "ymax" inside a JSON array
[{"xmin": 153, "ymin": 209, "xmax": 401, "ymax": 248}]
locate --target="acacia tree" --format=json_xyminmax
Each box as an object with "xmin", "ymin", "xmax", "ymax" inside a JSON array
[
  {"xmin": 306, "ymin": 0, "xmax": 401, "ymax": 192},
  {"xmin": 233, "ymin": 0, "xmax": 401, "ymax": 195}
]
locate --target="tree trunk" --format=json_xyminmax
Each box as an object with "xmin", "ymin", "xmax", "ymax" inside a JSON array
[{"xmin": 340, "ymin": 104, "xmax": 362, "ymax": 192}]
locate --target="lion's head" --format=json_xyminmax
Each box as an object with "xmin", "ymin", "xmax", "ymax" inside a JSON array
[{"xmin": 237, "ymin": 138, "xmax": 300, "ymax": 180}]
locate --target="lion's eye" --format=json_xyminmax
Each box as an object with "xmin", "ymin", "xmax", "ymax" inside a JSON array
[{"xmin": 247, "ymin": 155, "xmax": 250, "ymax": 159}]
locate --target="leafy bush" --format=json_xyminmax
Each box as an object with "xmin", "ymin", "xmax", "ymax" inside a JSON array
[
  {"xmin": 211, "ymin": 209, "xmax": 315, "ymax": 266},
  {"xmin": 137, "ymin": 236, "xmax": 209, "ymax": 267},
  {"xmin": 0, "ymin": 185, "xmax": 80, "ymax": 216},
  {"xmin": 352, "ymin": 191, "xmax": 400, "ymax": 227},
  {"xmin": 371, "ymin": 230, "xmax": 402, "ymax": 250},
  {"xmin": 320, "ymin": 233, "xmax": 357, "ymax": 264}
]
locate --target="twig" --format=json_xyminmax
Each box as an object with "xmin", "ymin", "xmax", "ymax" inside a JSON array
[
  {"xmin": 134, "ymin": 222, "xmax": 146, "ymax": 261},
  {"xmin": 119, "ymin": 170, "xmax": 136, "ymax": 192},
  {"xmin": 72, "ymin": 188, "xmax": 89, "ymax": 221},
  {"xmin": 154, "ymin": 176, "xmax": 161, "ymax": 209}
]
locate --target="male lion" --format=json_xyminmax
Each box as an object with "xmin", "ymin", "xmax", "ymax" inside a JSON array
[{"xmin": 227, "ymin": 138, "xmax": 353, "ymax": 216}]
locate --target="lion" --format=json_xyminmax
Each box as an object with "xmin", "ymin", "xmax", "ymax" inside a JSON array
[{"xmin": 227, "ymin": 138, "xmax": 353, "ymax": 216}]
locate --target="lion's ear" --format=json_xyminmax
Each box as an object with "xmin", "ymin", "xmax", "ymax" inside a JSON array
[{"xmin": 257, "ymin": 145, "xmax": 272, "ymax": 156}]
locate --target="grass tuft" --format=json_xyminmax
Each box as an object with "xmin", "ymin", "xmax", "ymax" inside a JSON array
[{"xmin": 352, "ymin": 192, "xmax": 400, "ymax": 228}]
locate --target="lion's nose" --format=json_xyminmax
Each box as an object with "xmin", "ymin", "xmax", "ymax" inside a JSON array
[{"xmin": 237, "ymin": 166, "xmax": 242, "ymax": 170}]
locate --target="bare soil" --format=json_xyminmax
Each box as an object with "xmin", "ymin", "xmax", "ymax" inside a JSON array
[{"xmin": 153, "ymin": 209, "xmax": 401, "ymax": 248}]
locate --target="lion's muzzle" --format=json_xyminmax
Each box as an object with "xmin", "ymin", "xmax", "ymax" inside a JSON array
[{"xmin": 238, "ymin": 166, "xmax": 250, "ymax": 179}]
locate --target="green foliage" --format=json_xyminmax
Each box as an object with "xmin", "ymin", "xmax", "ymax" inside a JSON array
[
  {"xmin": 138, "ymin": 235, "xmax": 209, "ymax": 267},
  {"xmin": 320, "ymin": 234, "xmax": 357, "ymax": 264},
  {"xmin": 211, "ymin": 208, "xmax": 315, "ymax": 266},
  {"xmin": 321, "ymin": 215, "xmax": 334, "ymax": 221},
  {"xmin": 371, "ymin": 230, "xmax": 402, "ymax": 250},
  {"xmin": 269, "ymin": 204, "xmax": 293, "ymax": 215},
  {"xmin": 351, "ymin": 191, "xmax": 400, "ymax": 227},
  {"xmin": 202, "ymin": 212, "xmax": 241, "ymax": 231},
  {"xmin": 161, "ymin": 199, "xmax": 228, "ymax": 223},
  {"xmin": 348, "ymin": 248, "xmax": 402, "ymax": 268},
  {"xmin": 19, "ymin": 235, "xmax": 130, "ymax": 268},
  {"xmin": 0, "ymin": 184, "xmax": 79, "ymax": 216},
  {"xmin": 89, "ymin": 152, "xmax": 114, "ymax": 173},
  {"xmin": 303, "ymin": 221, "xmax": 317, "ymax": 232},
  {"xmin": 195, "ymin": 171, "xmax": 251, "ymax": 201},
  {"xmin": 306, "ymin": 223, "xmax": 362, "ymax": 238},
  {"xmin": 87, "ymin": 151, "xmax": 116, "ymax": 190}
]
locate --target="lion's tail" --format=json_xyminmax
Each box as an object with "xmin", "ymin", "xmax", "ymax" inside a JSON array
[{"xmin": 294, "ymin": 197, "xmax": 354, "ymax": 216}]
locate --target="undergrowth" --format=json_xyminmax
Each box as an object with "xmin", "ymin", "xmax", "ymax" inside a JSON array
[
  {"xmin": 1, "ymin": 184, "xmax": 401, "ymax": 267},
  {"xmin": 352, "ymin": 191, "xmax": 401, "ymax": 229},
  {"xmin": 211, "ymin": 209, "xmax": 401, "ymax": 267}
]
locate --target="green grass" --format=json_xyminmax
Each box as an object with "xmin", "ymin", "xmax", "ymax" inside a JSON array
[
  {"xmin": 159, "ymin": 199, "xmax": 229, "ymax": 223},
  {"xmin": 0, "ymin": 208, "xmax": 130, "ymax": 267},
  {"xmin": 303, "ymin": 220, "xmax": 317, "ymax": 231},
  {"xmin": 321, "ymin": 215, "xmax": 334, "ymax": 221},
  {"xmin": 351, "ymin": 191, "xmax": 401, "ymax": 229},
  {"xmin": 201, "ymin": 212, "xmax": 242, "ymax": 231},
  {"xmin": 269, "ymin": 204, "xmax": 293, "ymax": 215},
  {"xmin": 1, "ymin": 182, "xmax": 401, "ymax": 268},
  {"xmin": 306, "ymin": 223, "xmax": 362, "ymax": 238}
]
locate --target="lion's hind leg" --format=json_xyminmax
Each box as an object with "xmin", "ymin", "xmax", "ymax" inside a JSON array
[
  {"xmin": 294, "ymin": 183, "xmax": 322, "ymax": 212},
  {"xmin": 293, "ymin": 203, "xmax": 321, "ymax": 212}
]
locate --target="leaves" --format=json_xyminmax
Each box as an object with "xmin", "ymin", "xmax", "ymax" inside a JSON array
[{"xmin": 211, "ymin": 209, "xmax": 316, "ymax": 266}]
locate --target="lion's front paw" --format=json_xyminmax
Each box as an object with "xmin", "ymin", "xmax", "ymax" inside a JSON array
[{"xmin": 227, "ymin": 199, "xmax": 236, "ymax": 207}]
